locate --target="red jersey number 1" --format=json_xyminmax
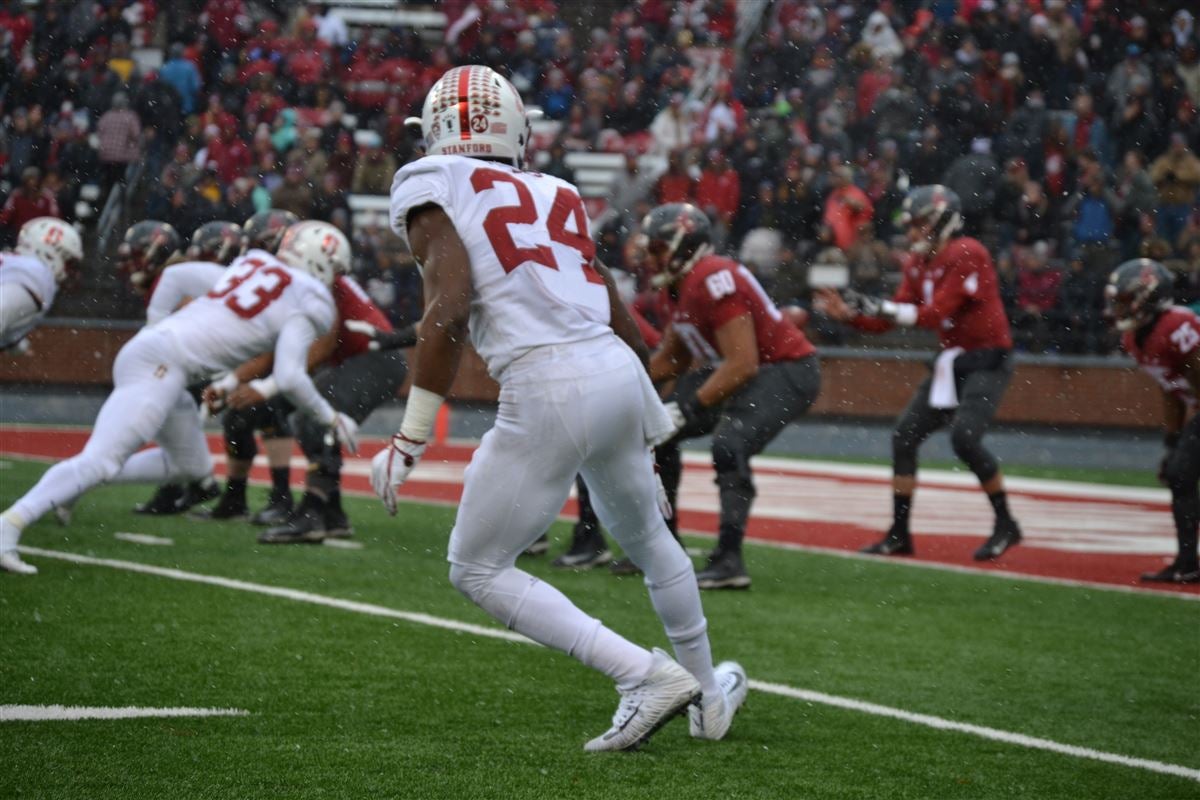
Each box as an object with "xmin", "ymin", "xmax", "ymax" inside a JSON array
[{"xmin": 470, "ymin": 167, "xmax": 602, "ymax": 284}]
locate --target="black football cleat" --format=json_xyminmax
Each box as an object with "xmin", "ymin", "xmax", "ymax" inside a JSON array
[
  {"xmin": 190, "ymin": 490, "xmax": 249, "ymax": 521},
  {"xmin": 552, "ymin": 524, "xmax": 611, "ymax": 569},
  {"xmin": 696, "ymin": 549, "xmax": 751, "ymax": 590},
  {"xmin": 174, "ymin": 478, "xmax": 221, "ymax": 513},
  {"xmin": 523, "ymin": 533, "xmax": 550, "ymax": 557},
  {"xmin": 974, "ymin": 518, "xmax": 1022, "ymax": 561},
  {"xmin": 258, "ymin": 498, "xmax": 326, "ymax": 544},
  {"xmin": 323, "ymin": 503, "xmax": 354, "ymax": 539},
  {"xmin": 250, "ymin": 494, "xmax": 294, "ymax": 526},
  {"xmin": 1140, "ymin": 563, "xmax": 1200, "ymax": 584},
  {"xmin": 861, "ymin": 526, "xmax": 914, "ymax": 556},
  {"xmin": 133, "ymin": 483, "xmax": 184, "ymax": 515}
]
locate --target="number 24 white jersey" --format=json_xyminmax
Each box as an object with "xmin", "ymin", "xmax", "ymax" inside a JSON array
[
  {"xmin": 153, "ymin": 248, "xmax": 335, "ymax": 380},
  {"xmin": 390, "ymin": 155, "xmax": 611, "ymax": 379}
]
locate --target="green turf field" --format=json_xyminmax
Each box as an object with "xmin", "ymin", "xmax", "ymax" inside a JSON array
[{"xmin": 1, "ymin": 458, "xmax": 1197, "ymax": 799}]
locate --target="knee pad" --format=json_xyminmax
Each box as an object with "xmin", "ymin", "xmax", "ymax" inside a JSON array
[
  {"xmin": 223, "ymin": 407, "xmax": 259, "ymax": 461},
  {"xmin": 711, "ymin": 433, "xmax": 748, "ymax": 478}
]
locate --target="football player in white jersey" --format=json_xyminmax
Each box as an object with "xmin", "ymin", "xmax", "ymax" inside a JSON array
[
  {"xmin": 132, "ymin": 220, "xmax": 245, "ymax": 517},
  {"xmin": 0, "ymin": 221, "xmax": 358, "ymax": 575},
  {"xmin": 372, "ymin": 65, "xmax": 746, "ymax": 751},
  {"xmin": 0, "ymin": 216, "xmax": 83, "ymax": 352}
]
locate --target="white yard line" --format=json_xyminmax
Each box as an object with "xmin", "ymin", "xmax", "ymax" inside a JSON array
[
  {"xmin": 16, "ymin": 546, "xmax": 1199, "ymax": 784},
  {"xmin": 114, "ymin": 532, "xmax": 174, "ymax": 546},
  {"xmin": 0, "ymin": 705, "xmax": 248, "ymax": 722}
]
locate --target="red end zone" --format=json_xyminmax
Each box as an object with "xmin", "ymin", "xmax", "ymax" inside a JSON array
[{"xmin": 2, "ymin": 426, "xmax": 1195, "ymax": 597}]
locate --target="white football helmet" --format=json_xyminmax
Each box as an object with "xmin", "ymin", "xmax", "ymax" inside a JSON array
[
  {"xmin": 16, "ymin": 217, "xmax": 83, "ymax": 284},
  {"xmin": 276, "ymin": 221, "xmax": 350, "ymax": 286},
  {"xmin": 407, "ymin": 64, "xmax": 534, "ymax": 168}
]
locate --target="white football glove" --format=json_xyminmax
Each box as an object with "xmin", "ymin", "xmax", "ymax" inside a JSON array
[
  {"xmin": 663, "ymin": 401, "xmax": 687, "ymax": 434},
  {"xmin": 371, "ymin": 432, "xmax": 428, "ymax": 515},
  {"xmin": 324, "ymin": 412, "xmax": 360, "ymax": 455},
  {"xmin": 343, "ymin": 319, "xmax": 382, "ymax": 350}
]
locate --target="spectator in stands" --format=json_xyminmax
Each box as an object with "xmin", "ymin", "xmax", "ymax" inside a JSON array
[
  {"xmin": 821, "ymin": 164, "xmax": 872, "ymax": 251},
  {"xmin": 158, "ymin": 42, "xmax": 202, "ymax": 116},
  {"xmin": 695, "ymin": 149, "xmax": 740, "ymax": 251},
  {"xmin": 1056, "ymin": 255, "xmax": 1105, "ymax": 354},
  {"xmin": 96, "ymin": 91, "xmax": 142, "ymax": 192},
  {"xmin": 311, "ymin": 171, "xmax": 350, "ymax": 225},
  {"xmin": 1013, "ymin": 242, "xmax": 1062, "ymax": 352},
  {"xmin": 650, "ymin": 92, "xmax": 694, "ymax": 155},
  {"xmin": 537, "ymin": 68, "xmax": 574, "ymax": 121},
  {"xmin": 350, "ymin": 134, "xmax": 396, "ymax": 195},
  {"xmin": 1065, "ymin": 168, "xmax": 1116, "ymax": 261},
  {"xmin": 654, "ymin": 150, "xmax": 694, "ymax": 205},
  {"xmin": 540, "ymin": 140, "xmax": 576, "ymax": 184},
  {"xmin": 1108, "ymin": 149, "xmax": 1159, "ymax": 259},
  {"xmin": 1151, "ymin": 133, "xmax": 1200, "ymax": 246},
  {"xmin": 0, "ymin": 166, "xmax": 59, "ymax": 246},
  {"xmin": 270, "ymin": 162, "xmax": 315, "ymax": 219},
  {"xmin": 608, "ymin": 150, "xmax": 655, "ymax": 228}
]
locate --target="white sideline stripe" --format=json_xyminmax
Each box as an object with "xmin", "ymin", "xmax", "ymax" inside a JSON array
[
  {"xmin": 750, "ymin": 680, "xmax": 1200, "ymax": 783},
  {"xmin": 114, "ymin": 532, "xmax": 174, "ymax": 546},
  {"xmin": 4, "ymin": 451, "xmax": 1195, "ymax": 602},
  {"xmin": 323, "ymin": 539, "xmax": 365, "ymax": 550},
  {"xmin": 1, "ymin": 705, "xmax": 249, "ymax": 722},
  {"xmin": 19, "ymin": 547, "xmax": 531, "ymax": 646},
  {"xmin": 16, "ymin": 546, "xmax": 1199, "ymax": 783}
]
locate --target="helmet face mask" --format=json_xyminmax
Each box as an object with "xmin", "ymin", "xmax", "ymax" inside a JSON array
[
  {"xmin": 118, "ymin": 220, "xmax": 181, "ymax": 294},
  {"xmin": 188, "ymin": 221, "xmax": 243, "ymax": 266},
  {"xmin": 412, "ymin": 65, "xmax": 533, "ymax": 169},
  {"xmin": 1104, "ymin": 259, "xmax": 1173, "ymax": 332},
  {"xmin": 640, "ymin": 203, "xmax": 713, "ymax": 288},
  {"xmin": 900, "ymin": 185, "xmax": 962, "ymax": 254}
]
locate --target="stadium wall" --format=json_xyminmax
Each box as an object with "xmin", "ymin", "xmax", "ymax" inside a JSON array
[{"xmin": 0, "ymin": 321, "xmax": 1163, "ymax": 429}]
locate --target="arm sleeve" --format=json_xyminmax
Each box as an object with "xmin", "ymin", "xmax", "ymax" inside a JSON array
[
  {"xmin": 914, "ymin": 247, "xmax": 983, "ymax": 330},
  {"xmin": 274, "ymin": 316, "xmax": 336, "ymax": 425}
]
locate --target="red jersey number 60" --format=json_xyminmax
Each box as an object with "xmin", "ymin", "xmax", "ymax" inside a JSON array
[{"xmin": 470, "ymin": 167, "xmax": 602, "ymax": 284}]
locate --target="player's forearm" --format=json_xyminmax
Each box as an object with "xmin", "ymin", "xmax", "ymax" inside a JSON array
[
  {"xmin": 409, "ymin": 310, "xmax": 466, "ymax": 400},
  {"xmin": 233, "ymin": 352, "xmax": 276, "ymax": 382},
  {"xmin": 595, "ymin": 259, "xmax": 649, "ymax": 367},
  {"xmin": 696, "ymin": 358, "xmax": 757, "ymax": 407}
]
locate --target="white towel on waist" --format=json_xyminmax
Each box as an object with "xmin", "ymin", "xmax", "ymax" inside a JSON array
[{"xmin": 929, "ymin": 347, "xmax": 965, "ymax": 409}]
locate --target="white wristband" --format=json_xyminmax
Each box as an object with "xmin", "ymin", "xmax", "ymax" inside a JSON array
[
  {"xmin": 882, "ymin": 301, "xmax": 918, "ymax": 327},
  {"xmin": 212, "ymin": 372, "xmax": 239, "ymax": 392},
  {"xmin": 399, "ymin": 386, "xmax": 444, "ymax": 442},
  {"xmin": 248, "ymin": 376, "xmax": 280, "ymax": 400}
]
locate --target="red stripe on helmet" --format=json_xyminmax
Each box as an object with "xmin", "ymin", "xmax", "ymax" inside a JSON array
[{"xmin": 457, "ymin": 67, "xmax": 471, "ymax": 141}]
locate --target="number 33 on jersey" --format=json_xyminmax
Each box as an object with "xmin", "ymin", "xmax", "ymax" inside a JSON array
[{"xmin": 389, "ymin": 154, "xmax": 613, "ymax": 377}]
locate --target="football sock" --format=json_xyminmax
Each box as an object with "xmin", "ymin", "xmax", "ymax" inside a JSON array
[
  {"xmin": 893, "ymin": 494, "xmax": 913, "ymax": 533},
  {"xmin": 988, "ymin": 491, "xmax": 1013, "ymax": 523},
  {"xmin": 1172, "ymin": 489, "xmax": 1199, "ymax": 568},
  {"xmin": 0, "ymin": 509, "xmax": 26, "ymax": 550},
  {"xmin": 269, "ymin": 468, "xmax": 290, "ymax": 499},
  {"xmin": 448, "ymin": 563, "xmax": 652, "ymax": 689},
  {"xmin": 226, "ymin": 477, "xmax": 248, "ymax": 500}
]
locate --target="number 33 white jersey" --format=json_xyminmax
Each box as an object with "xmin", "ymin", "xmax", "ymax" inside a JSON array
[
  {"xmin": 390, "ymin": 154, "xmax": 611, "ymax": 378},
  {"xmin": 153, "ymin": 248, "xmax": 336, "ymax": 380}
]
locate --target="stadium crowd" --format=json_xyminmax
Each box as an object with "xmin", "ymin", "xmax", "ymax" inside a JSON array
[{"xmin": 1, "ymin": 1, "xmax": 1199, "ymax": 352}]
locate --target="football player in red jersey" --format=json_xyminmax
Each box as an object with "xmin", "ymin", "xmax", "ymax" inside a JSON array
[
  {"xmin": 1106, "ymin": 260, "xmax": 1200, "ymax": 584},
  {"xmin": 644, "ymin": 203, "xmax": 822, "ymax": 589},
  {"xmin": 816, "ymin": 185, "xmax": 1023, "ymax": 561},
  {"xmin": 216, "ymin": 268, "xmax": 409, "ymax": 544}
]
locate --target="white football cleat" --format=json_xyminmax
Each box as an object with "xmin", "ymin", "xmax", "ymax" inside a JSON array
[
  {"xmin": 584, "ymin": 648, "xmax": 700, "ymax": 752},
  {"xmin": 689, "ymin": 661, "xmax": 747, "ymax": 740},
  {"xmin": 0, "ymin": 550, "xmax": 37, "ymax": 575}
]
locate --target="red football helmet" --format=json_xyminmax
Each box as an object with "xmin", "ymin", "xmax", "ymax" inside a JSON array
[{"xmin": 117, "ymin": 220, "xmax": 181, "ymax": 294}]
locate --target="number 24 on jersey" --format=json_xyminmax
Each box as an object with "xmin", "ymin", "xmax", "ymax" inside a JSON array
[{"xmin": 470, "ymin": 167, "xmax": 602, "ymax": 285}]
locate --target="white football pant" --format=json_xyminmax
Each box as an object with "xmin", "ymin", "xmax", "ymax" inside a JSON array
[
  {"xmin": 6, "ymin": 330, "xmax": 214, "ymax": 529},
  {"xmin": 0, "ymin": 282, "xmax": 40, "ymax": 345},
  {"xmin": 447, "ymin": 337, "xmax": 719, "ymax": 695}
]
